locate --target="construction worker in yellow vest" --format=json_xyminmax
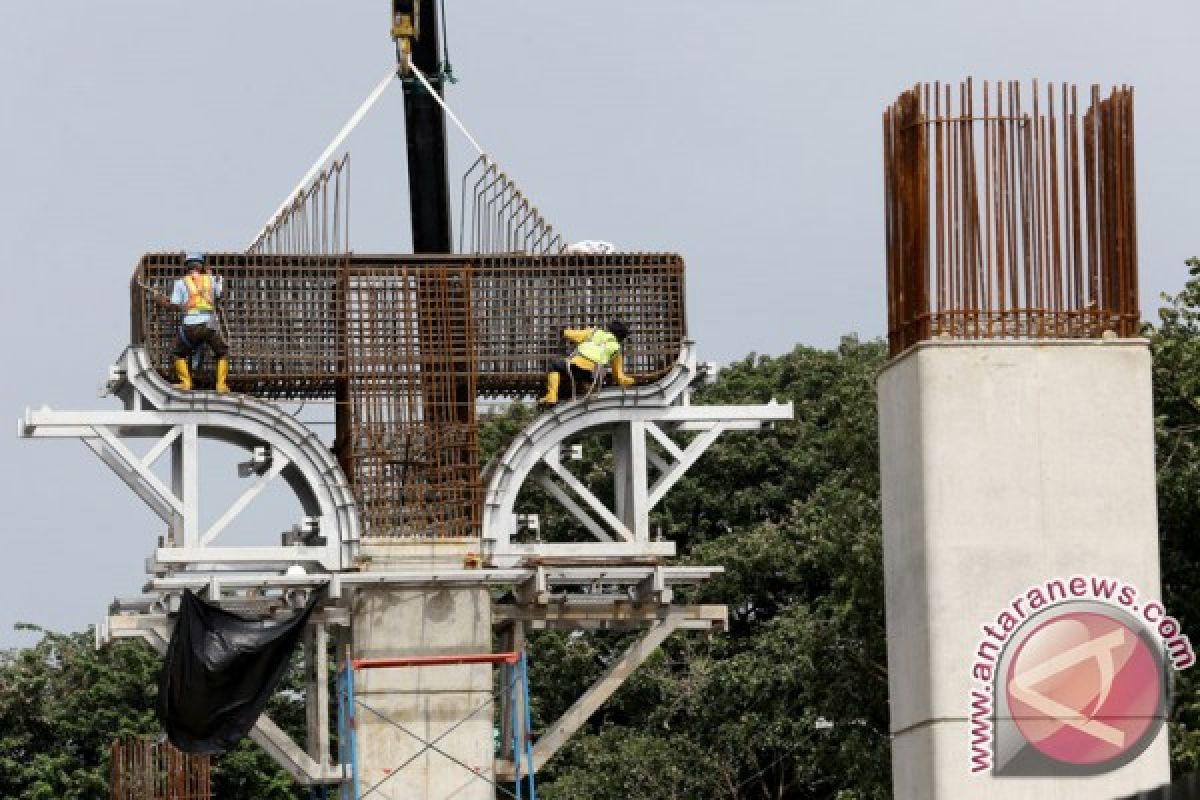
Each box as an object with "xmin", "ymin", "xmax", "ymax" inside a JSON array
[
  {"xmin": 156, "ymin": 252, "xmax": 231, "ymax": 393},
  {"xmin": 539, "ymin": 319, "xmax": 635, "ymax": 407}
]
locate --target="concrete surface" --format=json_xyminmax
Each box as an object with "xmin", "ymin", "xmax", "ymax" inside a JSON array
[
  {"xmin": 351, "ymin": 542, "xmax": 495, "ymax": 800},
  {"xmin": 879, "ymin": 340, "xmax": 1171, "ymax": 799}
]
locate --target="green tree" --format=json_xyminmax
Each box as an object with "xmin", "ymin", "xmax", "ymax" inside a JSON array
[
  {"xmin": 18, "ymin": 278, "xmax": 1200, "ymax": 800},
  {"xmin": 1150, "ymin": 257, "xmax": 1200, "ymax": 775},
  {"xmin": 0, "ymin": 624, "xmax": 308, "ymax": 800},
  {"xmin": 0, "ymin": 625, "xmax": 160, "ymax": 800}
]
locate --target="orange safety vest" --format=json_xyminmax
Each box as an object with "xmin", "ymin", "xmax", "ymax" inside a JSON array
[{"xmin": 183, "ymin": 273, "xmax": 214, "ymax": 314}]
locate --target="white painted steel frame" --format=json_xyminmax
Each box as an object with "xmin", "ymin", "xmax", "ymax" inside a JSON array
[
  {"xmin": 482, "ymin": 342, "xmax": 793, "ymax": 566},
  {"xmin": 34, "ymin": 342, "xmax": 784, "ymax": 788},
  {"xmin": 20, "ymin": 348, "xmax": 360, "ymax": 572},
  {"xmin": 104, "ymin": 600, "xmax": 726, "ymax": 786}
]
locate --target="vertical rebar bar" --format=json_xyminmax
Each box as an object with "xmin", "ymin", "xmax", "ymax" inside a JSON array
[
  {"xmin": 883, "ymin": 79, "xmax": 1138, "ymax": 356},
  {"xmin": 110, "ymin": 737, "xmax": 211, "ymax": 800}
]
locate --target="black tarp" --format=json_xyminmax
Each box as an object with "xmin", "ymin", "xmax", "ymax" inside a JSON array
[{"xmin": 158, "ymin": 589, "xmax": 317, "ymax": 754}]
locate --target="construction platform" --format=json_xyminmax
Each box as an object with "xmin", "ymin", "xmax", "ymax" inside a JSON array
[{"xmin": 21, "ymin": 250, "xmax": 793, "ymax": 790}]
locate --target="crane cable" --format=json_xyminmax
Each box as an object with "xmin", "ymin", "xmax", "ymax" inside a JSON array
[
  {"xmin": 406, "ymin": 55, "xmax": 484, "ymax": 157},
  {"xmin": 249, "ymin": 57, "xmax": 485, "ymax": 251}
]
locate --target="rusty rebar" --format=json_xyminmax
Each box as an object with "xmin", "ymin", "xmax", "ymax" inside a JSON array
[
  {"xmin": 110, "ymin": 737, "xmax": 211, "ymax": 800},
  {"xmin": 883, "ymin": 79, "xmax": 1139, "ymax": 357},
  {"xmin": 248, "ymin": 154, "xmax": 351, "ymax": 256},
  {"xmin": 132, "ymin": 252, "xmax": 687, "ymax": 540},
  {"xmin": 459, "ymin": 155, "xmax": 565, "ymax": 255}
]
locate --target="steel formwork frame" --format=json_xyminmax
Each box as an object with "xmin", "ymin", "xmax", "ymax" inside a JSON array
[
  {"xmin": 883, "ymin": 80, "xmax": 1139, "ymax": 357},
  {"xmin": 131, "ymin": 252, "xmax": 687, "ymax": 540}
]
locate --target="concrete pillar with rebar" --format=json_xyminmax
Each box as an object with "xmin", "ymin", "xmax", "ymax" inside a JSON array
[
  {"xmin": 350, "ymin": 546, "xmax": 495, "ymax": 799},
  {"xmin": 121, "ymin": 251, "xmax": 758, "ymax": 798},
  {"xmin": 879, "ymin": 80, "xmax": 1169, "ymax": 799}
]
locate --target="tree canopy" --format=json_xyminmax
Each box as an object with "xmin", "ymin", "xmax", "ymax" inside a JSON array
[{"xmin": 529, "ymin": 336, "xmax": 891, "ymax": 799}]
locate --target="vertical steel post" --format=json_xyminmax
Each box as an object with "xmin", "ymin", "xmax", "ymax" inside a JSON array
[
  {"xmin": 345, "ymin": 658, "xmax": 362, "ymax": 800},
  {"xmin": 511, "ymin": 656, "xmax": 524, "ymax": 800},
  {"xmin": 336, "ymin": 663, "xmax": 348, "ymax": 800},
  {"xmin": 520, "ymin": 651, "xmax": 537, "ymax": 800}
]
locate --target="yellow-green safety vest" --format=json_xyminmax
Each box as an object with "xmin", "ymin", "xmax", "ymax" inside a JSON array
[{"xmin": 575, "ymin": 329, "xmax": 620, "ymax": 366}]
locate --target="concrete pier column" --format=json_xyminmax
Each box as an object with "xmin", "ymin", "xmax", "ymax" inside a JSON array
[
  {"xmin": 879, "ymin": 340, "xmax": 1171, "ymax": 799},
  {"xmin": 351, "ymin": 543, "xmax": 494, "ymax": 800}
]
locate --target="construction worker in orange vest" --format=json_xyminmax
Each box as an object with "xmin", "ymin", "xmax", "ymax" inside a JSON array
[
  {"xmin": 156, "ymin": 252, "xmax": 231, "ymax": 393},
  {"xmin": 539, "ymin": 318, "xmax": 635, "ymax": 407}
]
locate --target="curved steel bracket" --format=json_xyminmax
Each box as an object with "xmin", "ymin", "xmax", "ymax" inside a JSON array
[
  {"xmin": 481, "ymin": 342, "xmax": 793, "ymax": 567},
  {"xmin": 19, "ymin": 347, "xmax": 360, "ymax": 573}
]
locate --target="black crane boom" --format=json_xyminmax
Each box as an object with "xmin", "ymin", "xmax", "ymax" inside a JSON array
[{"xmin": 392, "ymin": 0, "xmax": 452, "ymax": 254}]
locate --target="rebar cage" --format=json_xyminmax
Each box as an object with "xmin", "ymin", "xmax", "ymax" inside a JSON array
[
  {"xmin": 883, "ymin": 79, "xmax": 1139, "ymax": 357},
  {"xmin": 132, "ymin": 252, "xmax": 687, "ymax": 540},
  {"xmin": 109, "ymin": 737, "xmax": 212, "ymax": 800}
]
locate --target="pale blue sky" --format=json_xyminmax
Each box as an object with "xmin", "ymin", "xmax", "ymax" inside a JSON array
[{"xmin": 2, "ymin": 0, "xmax": 1198, "ymax": 646}]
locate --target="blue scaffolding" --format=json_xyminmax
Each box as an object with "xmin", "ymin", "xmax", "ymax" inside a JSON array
[{"xmin": 336, "ymin": 650, "xmax": 537, "ymax": 800}]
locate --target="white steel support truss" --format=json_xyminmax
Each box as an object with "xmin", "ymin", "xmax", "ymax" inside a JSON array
[
  {"xmin": 493, "ymin": 604, "xmax": 726, "ymax": 779},
  {"xmin": 29, "ymin": 341, "xmax": 783, "ymax": 789},
  {"xmin": 19, "ymin": 347, "xmax": 360, "ymax": 572},
  {"xmin": 482, "ymin": 342, "xmax": 793, "ymax": 566},
  {"xmin": 103, "ymin": 582, "xmax": 728, "ymax": 786}
]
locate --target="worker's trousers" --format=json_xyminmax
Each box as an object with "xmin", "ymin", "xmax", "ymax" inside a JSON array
[
  {"xmin": 174, "ymin": 322, "xmax": 229, "ymax": 360},
  {"xmin": 549, "ymin": 357, "xmax": 604, "ymax": 400}
]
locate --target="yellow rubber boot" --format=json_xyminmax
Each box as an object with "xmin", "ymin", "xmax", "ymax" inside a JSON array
[
  {"xmin": 538, "ymin": 372, "xmax": 560, "ymax": 406},
  {"xmin": 215, "ymin": 358, "xmax": 231, "ymax": 394},
  {"xmin": 172, "ymin": 358, "xmax": 192, "ymax": 391}
]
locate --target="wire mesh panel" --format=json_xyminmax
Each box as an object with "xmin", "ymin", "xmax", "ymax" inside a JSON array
[
  {"xmin": 132, "ymin": 252, "xmax": 687, "ymax": 539},
  {"xmin": 472, "ymin": 252, "xmax": 686, "ymax": 395},
  {"xmin": 110, "ymin": 737, "xmax": 212, "ymax": 800},
  {"xmin": 883, "ymin": 79, "xmax": 1139, "ymax": 357},
  {"xmin": 134, "ymin": 253, "xmax": 345, "ymax": 398},
  {"xmin": 134, "ymin": 253, "xmax": 685, "ymax": 398}
]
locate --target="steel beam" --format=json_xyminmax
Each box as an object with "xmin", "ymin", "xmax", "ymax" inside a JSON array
[
  {"xmin": 492, "ymin": 603, "xmax": 727, "ymax": 632},
  {"xmin": 496, "ymin": 615, "xmax": 689, "ymax": 780},
  {"xmin": 20, "ymin": 347, "xmax": 360, "ymax": 572},
  {"xmin": 305, "ymin": 624, "xmax": 331, "ymax": 775}
]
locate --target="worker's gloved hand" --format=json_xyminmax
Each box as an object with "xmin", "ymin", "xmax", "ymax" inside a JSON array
[
  {"xmin": 155, "ymin": 294, "xmax": 171, "ymax": 309},
  {"xmin": 618, "ymin": 375, "xmax": 636, "ymax": 387}
]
